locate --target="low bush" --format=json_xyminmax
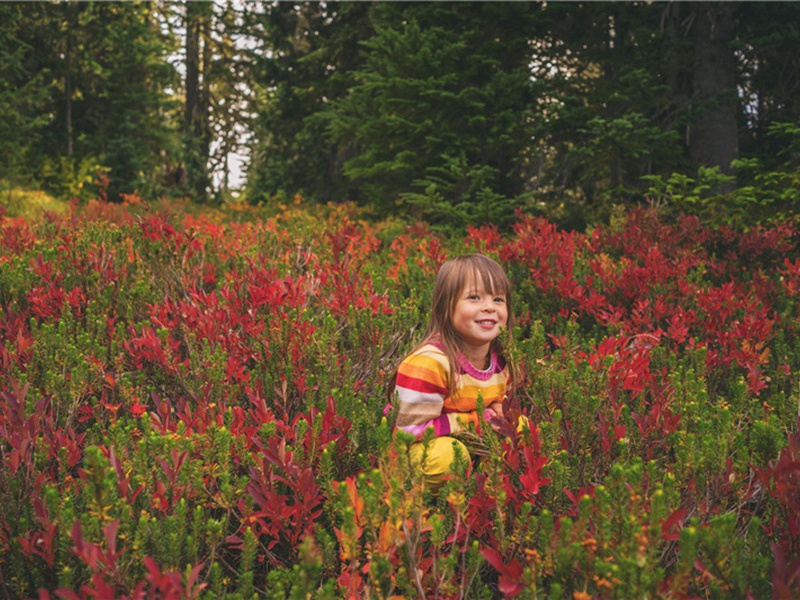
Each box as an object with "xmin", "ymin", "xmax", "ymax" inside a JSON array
[{"xmin": 1, "ymin": 196, "xmax": 799, "ymax": 597}]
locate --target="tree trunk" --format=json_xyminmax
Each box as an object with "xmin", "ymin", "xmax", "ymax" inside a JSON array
[
  {"xmin": 689, "ymin": 3, "xmax": 739, "ymax": 175},
  {"xmin": 64, "ymin": 6, "xmax": 75, "ymax": 157},
  {"xmin": 200, "ymin": 17, "xmax": 212, "ymax": 173},
  {"xmin": 184, "ymin": 2, "xmax": 211, "ymax": 203},
  {"xmin": 185, "ymin": 7, "xmax": 199, "ymax": 138}
]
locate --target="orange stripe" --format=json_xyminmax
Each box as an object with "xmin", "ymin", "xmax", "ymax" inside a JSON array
[{"xmin": 398, "ymin": 363, "xmax": 448, "ymax": 390}]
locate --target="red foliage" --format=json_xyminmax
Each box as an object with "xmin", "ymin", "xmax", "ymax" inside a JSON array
[
  {"xmin": 3, "ymin": 203, "xmax": 799, "ymax": 597},
  {"xmin": 243, "ymin": 436, "xmax": 324, "ymax": 561},
  {"xmin": 756, "ymin": 419, "xmax": 800, "ymax": 558}
]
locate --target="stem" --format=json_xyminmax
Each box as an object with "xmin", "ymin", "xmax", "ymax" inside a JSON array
[{"xmin": 402, "ymin": 520, "xmax": 427, "ymax": 600}]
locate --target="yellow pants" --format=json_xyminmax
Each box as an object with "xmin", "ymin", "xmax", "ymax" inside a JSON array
[
  {"xmin": 409, "ymin": 436, "xmax": 470, "ymax": 489},
  {"xmin": 408, "ymin": 416, "xmax": 531, "ymax": 489}
]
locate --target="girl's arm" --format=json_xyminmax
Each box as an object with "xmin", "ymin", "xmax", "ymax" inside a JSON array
[{"xmin": 393, "ymin": 349, "xmax": 477, "ymax": 439}]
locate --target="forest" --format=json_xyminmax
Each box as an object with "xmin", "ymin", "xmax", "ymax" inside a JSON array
[
  {"xmin": 1, "ymin": 2, "xmax": 799, "ymax": 227},
  {"xmin": 2, "ymin": 2, "xmax": 800, "ymax": 599}
]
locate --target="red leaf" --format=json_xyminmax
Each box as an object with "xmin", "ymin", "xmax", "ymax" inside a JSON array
[{"xmin": 660, "ymin": 508, "xmax": 687, "ymax": 542}]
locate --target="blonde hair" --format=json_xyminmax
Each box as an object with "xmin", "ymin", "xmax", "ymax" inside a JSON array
[{"xmin": 419, "ymin": 254, "xmax": 514, "ymax": 397}]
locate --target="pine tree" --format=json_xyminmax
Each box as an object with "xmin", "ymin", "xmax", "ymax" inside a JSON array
[
  {"xmin": 323, "ymin": 2, "xmax": 538, "ymax": 226},
  {"xmin": 1, "ymin": 1, "xmax": 180, "ymax": 200},
  {"xmin": 243, "ymin": 2, "xmax": 371, "ymax": 205},
  {"xmin": 0, "ymin": 3, "xmax": 51, "ymax": 186}
]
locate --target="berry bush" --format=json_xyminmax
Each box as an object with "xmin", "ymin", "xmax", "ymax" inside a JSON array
[{"xmin": 1, "ymin": 197, "xmax": 799, "ymax": 598}]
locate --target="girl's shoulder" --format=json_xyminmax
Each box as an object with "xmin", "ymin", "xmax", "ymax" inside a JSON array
[
  {"xmin": 400, "ymin": 340, "xmax": 449, "ymax": 371},
  {"xmin": 406, "ymin": 340, "xmax": 446, "ymax": 360},
  {"xmin": 423, "ymin": 338, "xmax": 445, "ymax": 354}
]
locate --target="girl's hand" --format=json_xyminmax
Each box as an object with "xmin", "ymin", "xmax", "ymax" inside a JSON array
[
  {"xmin": 483, "ymin": 403, "xmax": 504, "ymax": 432},
  {"xmin": 487, "ymin": 402, "xmax": 504, "ymax": 419}
]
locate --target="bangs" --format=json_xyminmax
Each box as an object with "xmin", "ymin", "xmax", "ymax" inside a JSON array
[{"xmin": 460, "ymin": 259, "xmax": 511, "ymax": 298}]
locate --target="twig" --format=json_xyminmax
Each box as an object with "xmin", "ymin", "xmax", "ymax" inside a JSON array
[{"xmin": 402, "ymin": 520, "xmax": 427, "ymax": 600}]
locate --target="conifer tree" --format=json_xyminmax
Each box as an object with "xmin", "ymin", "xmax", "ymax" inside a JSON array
[
  {"xmin": 0, "ymin": 1, "xmax": 180, "ymax": 200},
  {"xmin": 243, "ymin": 2, "xmax": 371, "ymax": 205},
  {"xmin": 0, "ymin": 3, "xmax": 51, "ymax": 186},
  {"xmin": 323, "ymin": 2, "xmax": 537, "ymax": 226}
]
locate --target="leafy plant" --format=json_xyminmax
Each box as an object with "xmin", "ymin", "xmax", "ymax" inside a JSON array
[{"xmin": 1, "ymin": 198, "xmax": 798, "ymax": 597}]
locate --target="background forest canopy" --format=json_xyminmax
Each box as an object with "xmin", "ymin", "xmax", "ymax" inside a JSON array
[{"xmin": 1, "ymin": 1, "xmax": 799, "ymax": 229}]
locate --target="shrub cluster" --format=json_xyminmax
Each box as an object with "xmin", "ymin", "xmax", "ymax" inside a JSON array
[{"xmin": 1, "ymin": 197, "xmax": 799, "ymax": 598}]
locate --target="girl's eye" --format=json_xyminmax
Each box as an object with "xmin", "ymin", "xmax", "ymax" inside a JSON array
[{"xmin": 494, "ymin": 297, "xmax": 506, "ymax": 303}]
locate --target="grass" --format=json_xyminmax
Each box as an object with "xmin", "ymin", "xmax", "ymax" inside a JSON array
[{"xmin": 0, "ymin": 183, "xmax": 68, "ymax": 220}]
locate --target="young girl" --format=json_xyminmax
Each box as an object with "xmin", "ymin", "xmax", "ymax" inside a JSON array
[{"xmin": 392, "ymin": 254, "xmax": 514, "ymax": 487}]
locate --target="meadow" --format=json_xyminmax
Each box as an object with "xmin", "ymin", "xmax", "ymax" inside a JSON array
[{"xmin": 1, "ymin": 196, "xmax": 799, "ymax": 598}]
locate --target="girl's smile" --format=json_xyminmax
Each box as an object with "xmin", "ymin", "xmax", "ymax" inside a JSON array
[{"xmin": 476, "ymin": 318, "xmax": 498, "ymax": 328}]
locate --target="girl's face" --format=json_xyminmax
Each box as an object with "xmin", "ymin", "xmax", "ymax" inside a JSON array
[{"xmin": 451, "ymin": 274, "xmax": 508, "ymax": 362}]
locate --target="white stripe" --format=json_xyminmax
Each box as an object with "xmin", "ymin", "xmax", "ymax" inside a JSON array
[
  {"xmin": 395, "ymin": 386, "xmax": 444, "ymax": 406},
  {"xmin": 398, "ymin": 423, "xmax": 433, "ymax": 437}
]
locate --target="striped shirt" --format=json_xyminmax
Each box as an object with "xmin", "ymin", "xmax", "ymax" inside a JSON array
[{"xmin": 394, "ymin": 341, "xmax": 508, "ymax": 439}]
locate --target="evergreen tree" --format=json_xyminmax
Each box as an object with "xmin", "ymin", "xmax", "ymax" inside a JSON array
[
  {"xmin": 243, "ymin": 2, "xmax": 371, "ymax": 205},
  {"xmin": 184, "ymin": 1, "xmax": 213, "ymax": 203},
  {"xmin": 0, "ymin": 3, "xmax": 51, "ymax": 187},
  {"xmin": 525, "ymin": 2, "xmax": 689, "ymax": 218},
  {"xmin": 678, "ymin": 3, "xmax": 739, "ymax": 177},
  {"xmin": 205, "ymin": 1, "xmax": 252, "ymax": 196},
  {"xmin": 323, "ymin": 2, "xmax": 537, "ymax": 226},
  {"xmin": 734, "ymin": 3, "xmax": 800, "ymax": 166},
  {"xmin": 3, "ymin": 1, "xmax": 800, "ymax": 221},
  {"xmin": 1, "ymin": 1, "xmax": 180, "ymax": 201},
  {"xmin": 87, "ymin": 2, "xmax": 182, "ymax": 200}
]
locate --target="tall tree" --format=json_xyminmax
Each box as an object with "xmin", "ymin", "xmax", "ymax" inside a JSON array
[
  {"xmin": 525, "ymin": 3, "xmax": 688, "ymax": 215},
  {"xmin": 88, "ymin": 2, "xmax": 182, "ymax": 200},
  {"xmin": 204, "ymin": 1, "xmax": 252, "ymax": 196},
  {"xmin": 62, "ymin": 2, "xmax": 77, "ymax": 158},
  {"xmin": 734, "ymin": 3, "xmax": 800, "ymax": 166},
  {"xmin": 520, "ymin": 2, "xmax": 790, "ymax": 217},
  {"xmin": 2, "ymin": 1, "xmax": 180, "ymax": 200},
  {"xmin": 323, "ymin": 2, "xmax": 538, "ymax": 225},
  {"xmin": 184, "ymin": 1, "xmax": 213, "ymax": 203},
  {"xmin": 178, "ymin": 0, "xmax": 254, "ymax": 202},
  {"xmin": 688, "ymin": 3, "xmax": 739, "ymax": 174},
  {"xmin": 0, "ymin": 3, "xmax": 51, "ymax": 186},
  {"xmin": 4, "ymin": 1, "xmax": 799, "ymax": 220},
  {"xmin": 243, "ymin": 2, "xmax": 371, "ymax": 205}
]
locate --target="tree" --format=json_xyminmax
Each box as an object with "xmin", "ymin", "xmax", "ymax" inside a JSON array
[
  {"xmin": 322, "ymin": 2, "xmax": 538, "ymax": 226},
  {"xmin": 205, "ymin": 1, "xmax": 251, "ymax": 195},
  {"xmin": 519, "ymin": 2, "xmax": 800, "ymax": 221},
  {"xmin": 734, "ymin": 3, "xmax": 800, "ymax": 167},
  {"xmin": 243, "ymin": 2, "xmax": 372, "ymax": 205},
  {"xmin": 524, "ymin": 3, "xmax": 689, "ymax": 217},
  {"xmin": 184, "ymin": 1, "xmax": 213, "ymax": 203},
  {"xmin": 687, "ymin": 3, "xmax": 739, "ymax": 175},
  {"xmin": 4, "ymin": 1, "xmax": 800, "ymax": 221},
  {"xmin": 0, "ymin": 3, "xmax": 51, "ymax": 187},
  {"xmin": 86, "ymin": 2, "xmax": 182, "ymax": 201},
  {"xmin": 1, "ymin": 1, "xmax": 180, "ymax": 201}
]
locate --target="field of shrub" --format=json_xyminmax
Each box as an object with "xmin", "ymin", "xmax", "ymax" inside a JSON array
[{"xmin": 1, "ymin": 196, "xmax": 799, "ymax": 598}]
